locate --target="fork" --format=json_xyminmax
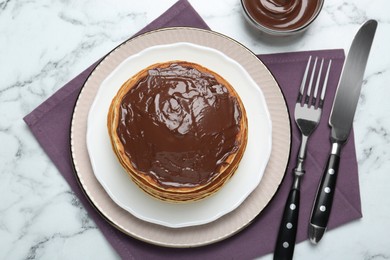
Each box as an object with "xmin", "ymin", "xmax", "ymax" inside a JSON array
[{"xmin": 274, "ymin": 56, "xmax": 332, "ymax": 260}]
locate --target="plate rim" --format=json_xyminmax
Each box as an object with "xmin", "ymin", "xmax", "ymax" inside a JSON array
[{"xmin": 70, "ymin": 26, "xmax": 292, "ymax": 248}]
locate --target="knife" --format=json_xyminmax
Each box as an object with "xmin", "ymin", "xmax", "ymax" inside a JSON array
[{"xmin": 309, "ymin": 19, "xmax": 377, "ymax": 244}]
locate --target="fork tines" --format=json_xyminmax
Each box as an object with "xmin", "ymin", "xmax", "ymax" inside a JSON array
[{"xmin": 298, "ymin": 56, "xmax": 332, "ymax": 108}]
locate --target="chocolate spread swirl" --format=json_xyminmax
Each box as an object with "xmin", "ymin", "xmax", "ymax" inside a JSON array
[
  {"xmin": 117, "ymin": 63, "xmax": 242, "ymax": 188},
  {"xmin": 243, "ymin": 0, "xmax": 320, "ymax": 31}
]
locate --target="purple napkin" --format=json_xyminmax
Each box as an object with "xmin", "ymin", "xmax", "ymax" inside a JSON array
[{"xmin": 24, "ymin": 0, "xmax": 361, "ymax": 259}]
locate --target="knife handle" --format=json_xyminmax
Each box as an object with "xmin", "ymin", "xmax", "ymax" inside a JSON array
[
  {"xmin": 274, "ymin": 188, "xmax": 300, "ymax": 260},
  {"xmin": 309, "ymin": 152, "xmax": 340, "ymax": 243}
]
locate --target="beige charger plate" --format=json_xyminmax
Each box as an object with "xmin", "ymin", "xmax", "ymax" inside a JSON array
[{"xmin": 70, "ymin": 27, "xmax": 291, "ymax": 247}]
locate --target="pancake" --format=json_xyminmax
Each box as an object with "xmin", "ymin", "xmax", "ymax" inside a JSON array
[{"xmin": 108, "ymin": 61, "xmax": 248, "ymax": 202}]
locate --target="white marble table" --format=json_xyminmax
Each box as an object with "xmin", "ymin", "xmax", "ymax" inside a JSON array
[{"xmin": 1, "ymin": 0, "xmax": 389, "ymax": 259}]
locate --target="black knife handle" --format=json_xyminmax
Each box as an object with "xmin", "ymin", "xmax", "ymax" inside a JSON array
[
  {"xmin": 274, "ymin": 188, "xmax": 300, "ymax": 260},
  {"xmin": 310, "ymin": 153, "xmax": 340, "ymax": 230}
]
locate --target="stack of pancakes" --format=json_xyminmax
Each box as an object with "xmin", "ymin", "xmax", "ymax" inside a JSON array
[{"xmin": 108, "ymin": 61, "xmax": 248, "ymax": 203}]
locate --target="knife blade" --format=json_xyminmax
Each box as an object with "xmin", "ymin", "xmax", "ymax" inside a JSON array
[{"xmin": 309, "ymin": 19, "xmax": 377, "ymax": 244}]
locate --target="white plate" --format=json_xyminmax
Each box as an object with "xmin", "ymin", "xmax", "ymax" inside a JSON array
[
  {"xmin": 86, "ymin": 42, "xmax": 272, "ymax": 228},
  {"xmin": 71, "ymin": 27, "xmax": 290, "ymax": 247}
]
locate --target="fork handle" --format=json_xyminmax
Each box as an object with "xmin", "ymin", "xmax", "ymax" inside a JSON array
[
  {"xmin": 309, "ymin": 152, "xmax": 340, "ymax": 244},
  {"xmin": 274, "ymin": 188, "xmax": 300, "ymax": 260}
]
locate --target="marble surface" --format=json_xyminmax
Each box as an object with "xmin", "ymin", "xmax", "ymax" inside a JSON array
[{"xmin": 1, "ymin": 0, "xmax": 389, "ymax": 259}]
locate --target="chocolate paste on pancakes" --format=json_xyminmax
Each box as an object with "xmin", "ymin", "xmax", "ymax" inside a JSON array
[{"xmin": 117, "ymin": 63, "xmax": 242, "ymax": 188}]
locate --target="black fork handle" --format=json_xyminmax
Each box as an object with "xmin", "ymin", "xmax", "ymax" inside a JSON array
[{"xmin": 274, "ymin": 187, "xmax": 300, "ymax": 260}]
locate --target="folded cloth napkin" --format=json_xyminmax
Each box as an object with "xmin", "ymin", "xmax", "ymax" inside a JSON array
[{"xmin": 23, "ymin": 0, "xmax": 362, "ymax": 259}]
